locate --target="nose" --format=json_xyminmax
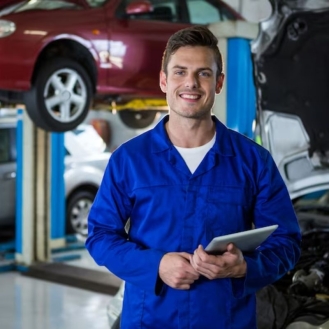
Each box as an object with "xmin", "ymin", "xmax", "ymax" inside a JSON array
[{"xmin": 185, "ymin": 73, "xmax": 199, "ymax": 89}]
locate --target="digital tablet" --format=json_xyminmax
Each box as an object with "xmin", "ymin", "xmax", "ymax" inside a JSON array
[{"xmin": 205, "ymin": 225, "xmax": 278, "ymax": 254}]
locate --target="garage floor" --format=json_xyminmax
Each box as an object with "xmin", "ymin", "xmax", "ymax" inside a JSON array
[{"xmin": 0, "ymin": 249, "xmax": 117, "ymax": 329}]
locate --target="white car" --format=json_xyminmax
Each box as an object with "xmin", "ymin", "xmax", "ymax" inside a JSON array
[
  {"xmin": 0, "ymin": 110, "xmax": 111, "ymax": 236},
  {"xmin": 64, "ymin": 124, "xmax": 111, "ymax": 235}
]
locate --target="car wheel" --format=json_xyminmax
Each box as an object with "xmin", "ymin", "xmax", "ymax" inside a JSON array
[
  {"xmin": 25, "ymin": 57, "xmax": 93, "ymax": 132},
  {"xmin": 66, "ymin": 190, "xmax": 95, "ymax": 236},
  {"xmin": 118, "ymin": 109, "xmax": 158, "ymax": 129}
]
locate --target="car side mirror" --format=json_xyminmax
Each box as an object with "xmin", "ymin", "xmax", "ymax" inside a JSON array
[{"xmin": 126, "ymin": 0, "xmax": 153, "ymax": 15}]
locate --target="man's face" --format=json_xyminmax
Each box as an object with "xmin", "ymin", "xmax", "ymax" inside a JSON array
[{"xmin": 160, "ymin": 46, "xmax": 224, "ymax": 119}]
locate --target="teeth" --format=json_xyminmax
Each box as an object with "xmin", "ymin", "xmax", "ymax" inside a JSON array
[{"xmin": 181, "ymin": 94, "xmax": 199, "ymax": 99}]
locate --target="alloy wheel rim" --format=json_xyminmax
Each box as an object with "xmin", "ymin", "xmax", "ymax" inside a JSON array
[
  {"xmin": 44, "ymin": 68, "xmax": 87, "ymax": 123},
  {"xmin": 69, "ymin": 197, "xmax": 91, "ymax": 236}
]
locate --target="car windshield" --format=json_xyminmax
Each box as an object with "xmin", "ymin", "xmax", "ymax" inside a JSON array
[
  {"xmin": 13, "ymin": 0, "xmax": 108, "ymax": 12},
  {"xmin": 15, "ymin": 1, "xmax": 80, "ymax": 12},
  {"xmin": 64, "ymin": 125, "xmax": 107, "ymax": 157}
]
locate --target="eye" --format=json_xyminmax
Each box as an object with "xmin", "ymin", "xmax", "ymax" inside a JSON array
[
  {"xmin": 174, "ymin": 70, "xmax": 185, "ymax": 75},
  {"xmin": 199, "ymin": 71, "xmax": 211, "ymax": 77}
]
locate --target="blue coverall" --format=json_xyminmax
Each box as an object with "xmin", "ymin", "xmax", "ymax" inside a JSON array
[{"xmin": 86, "ymin": 115, "xmax": 301, "ymax": 329}]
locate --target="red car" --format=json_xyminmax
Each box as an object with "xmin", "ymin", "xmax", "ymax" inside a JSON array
[{"xmin": 0, "ymin": 0, "xmax": 243, "ymax": 131}]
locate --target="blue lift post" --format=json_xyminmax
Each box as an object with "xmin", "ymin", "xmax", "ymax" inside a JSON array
[
  {"xmin": 12, "ymin": 109, "xmax": 81, "ymax": 272},
  {"xmin": 226, "ymin": 37, "xmax": 256, "ymax": 138},
  {"xmin": 50, "ymin": 132, "xmax": 66, "ymax": 244},
  {"xmin": 51, "ymin": 133, "xmax": 85, "ymax": 262},
  {"xmin": 209, "ymin": 20, "xmax": 258, "ymax": 138}
]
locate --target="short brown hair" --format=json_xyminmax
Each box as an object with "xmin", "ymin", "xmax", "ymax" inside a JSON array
[{"xmin": 161, "ymin": 26, "xmax": 223, "ymax": 78}]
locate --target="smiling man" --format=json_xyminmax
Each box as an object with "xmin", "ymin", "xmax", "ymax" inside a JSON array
[{"xmin": 86, "ymin": 26, "xmax": 301, "ymax": 329}]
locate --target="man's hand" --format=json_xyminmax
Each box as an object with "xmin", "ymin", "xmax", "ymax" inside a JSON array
[
  {"xmin": 190, "ymin": 244, "xmax": 247, "ymax": 280},
  {"xmin": 159, "ymin": 252, "xmax": 200, "ymax": 290}
]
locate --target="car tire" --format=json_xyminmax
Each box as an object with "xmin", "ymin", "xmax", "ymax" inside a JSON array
[
  {"xmin": 118, "ymin": 109, "xmax": 158, "ymax": 129},
  {"xmin": 25, "ymin": 57, "xmax": 93, "ymax": 132},
  {"xmin": 66, "ymin": 190, "xmax": 95, "ymax": 236}
]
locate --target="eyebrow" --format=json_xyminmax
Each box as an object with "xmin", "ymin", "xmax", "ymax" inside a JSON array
[{"xmin": 171, "ymin": 65, "xmax": 213, "ymax": 72}]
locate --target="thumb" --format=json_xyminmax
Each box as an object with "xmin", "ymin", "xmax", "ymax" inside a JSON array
[
  {"xmin": 226, "ymin": 243, "xmax": 237, "ymax": 253},
  {"xmin": 197, "ymin": 245, "xmax": 209, "ymax": 255}
]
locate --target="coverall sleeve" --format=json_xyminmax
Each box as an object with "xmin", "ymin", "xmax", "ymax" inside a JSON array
[
  {"xmin": 85, "ymin": 153, "xmax": 166, "ymax": 293},
  {"xmin": 231, "ymin": 152, "xmax": 301, "ymax": 298}
]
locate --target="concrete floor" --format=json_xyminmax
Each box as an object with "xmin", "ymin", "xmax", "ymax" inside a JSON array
[{"xmin": 0, "ymin": 250, "xmax": 115, "ymax": 329}]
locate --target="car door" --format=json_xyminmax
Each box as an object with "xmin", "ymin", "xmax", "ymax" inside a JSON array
[
  {"xmin": 0, "ymin": 122, "xmax": 16, "ymax": 226},
  {"xmin": 107, "ymin": 0, "xmax": 190, "ymax": 97}
]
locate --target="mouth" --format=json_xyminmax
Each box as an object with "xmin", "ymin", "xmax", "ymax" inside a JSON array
[{"xmin": 179, "ymin": 93, "xmax": 202, "ymax": 101}]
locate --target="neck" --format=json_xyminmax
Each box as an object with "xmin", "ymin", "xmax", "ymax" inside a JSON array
[{"xmin": 166, "ymin": 116, "xmax": 215, "ymax": 148}]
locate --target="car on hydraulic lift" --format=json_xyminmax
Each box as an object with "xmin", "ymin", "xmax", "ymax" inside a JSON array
[
  {"xmin": 106, "ymin": 1, "xmax": 329, "ymax": 328},
  {"xmin": 0, "ymin": 110, "xmax": 111, "ymax": 236},
  {"xmin": 0, "ymin": 0, "xmax": 243, "ymax": 132}
]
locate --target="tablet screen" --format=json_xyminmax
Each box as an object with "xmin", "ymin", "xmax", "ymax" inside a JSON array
[{"xmin": 205, "ymin": 225, "xmax": 278, "ymax": 254}]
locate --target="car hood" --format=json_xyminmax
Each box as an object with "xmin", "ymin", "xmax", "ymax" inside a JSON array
[
  {"xmin": 251, "ymin": 0, "xmax": 329, "ymax": 200},
  {"xmin": 64, "ymin": 152, "xmax": 110, "ymax": 167}
]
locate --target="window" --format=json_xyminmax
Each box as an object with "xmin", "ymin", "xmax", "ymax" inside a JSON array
[
  {"xmin": 0, "ymin": 128, "xmax": 15, "ymax": 164},
  {"xmin": 186, "ymin": 0, "xmax": 232, "ymax": 25}
]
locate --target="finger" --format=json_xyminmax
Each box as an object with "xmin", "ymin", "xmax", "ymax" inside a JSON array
[
  {"xmin": 223, "ymin": 245, "xmax": 244, "ymax": 264},
  {"xmin": 177, "ymin": 253, "xmax": 199, "ymax": 273},
  {"xmin": 194, "ymin": 246, "xmax": 213, "ymax": 263},
  {"xmin": 190, "ymin": 253, "xmax": 198, "ymax": 270},
  {"xmin": 193, "ymin": 265, "xmax": 226, "ymax": 280},
  {"xmin": 179, "ymin": 252, "xmax": 193, "ymax": 261},
  {"xmin": 198, "ymin": 244, "xmax": 204, "ymax": 251},
  {"xmin": 176, "ymin": 283, "xmax": 191, "ymax": 290},
  {"xmin": 196, "ymin": 244, "xmax": 208, "ymax": 256},
  {"xmin": 192, "ymin": 254, "xmax": 223, "ymax": 277},
  {"xmin": 179, "ymin": 257, "xmax": 200, "ymax": 278},
  {"xmin": 226, "ymin": 243, "xmax": 238, "ymax": 253},
  {"xmin": 195, "ymin": 250, "xmax": 220, "ymax": 266},
  {"xmin": 185, "ymin": 270, "xmax": 200, "ymax": 280},
  {"xmin": 173, "ymin": 272, "xmax": 199, "ymax": 287},
  {"xmin": 190, "ymin": 253, "xmax": 207, "ymax": 275}
]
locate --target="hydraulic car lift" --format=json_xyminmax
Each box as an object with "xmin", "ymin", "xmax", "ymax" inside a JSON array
[
  {"xmin": 0, "ymin": 108, "xmax": 121, "ymax": 293},
  {"xmin": 0, "ymin": 108, "xmax": 79, "ymax": 272}
]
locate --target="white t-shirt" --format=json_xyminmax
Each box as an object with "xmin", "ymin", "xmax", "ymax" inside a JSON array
[{"xmin": 174, "ymin": 133, "xmax": 216, "ymax": 174}]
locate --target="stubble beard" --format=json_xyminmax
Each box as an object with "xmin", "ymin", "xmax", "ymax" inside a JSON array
[{"xmin": 168, "ymin": 97, "xmax": 214, "ymax": 120}]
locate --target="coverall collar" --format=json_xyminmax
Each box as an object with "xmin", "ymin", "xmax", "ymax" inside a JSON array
[{"xmin": 151, "ymin": 114, "xmax": 236, "ymax": 157}]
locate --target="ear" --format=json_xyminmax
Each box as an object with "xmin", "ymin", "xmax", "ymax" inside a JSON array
[
  {"xmin": 159, "ymin": 70, "xmax": 167, "ymax": 93},
  {"xmin": 215, "ymin": 73, "xmax": 225, "ymax": 94}
]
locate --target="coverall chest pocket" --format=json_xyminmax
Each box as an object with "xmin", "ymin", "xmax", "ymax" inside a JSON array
[{"xmin": 206, "ymin": 186, "xmax": 254, "ymax": 237}]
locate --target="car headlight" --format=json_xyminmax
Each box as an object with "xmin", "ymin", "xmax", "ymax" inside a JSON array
[{"xmin": 0, "ymin": 20, "xmax": 16, "ymax": 38}]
